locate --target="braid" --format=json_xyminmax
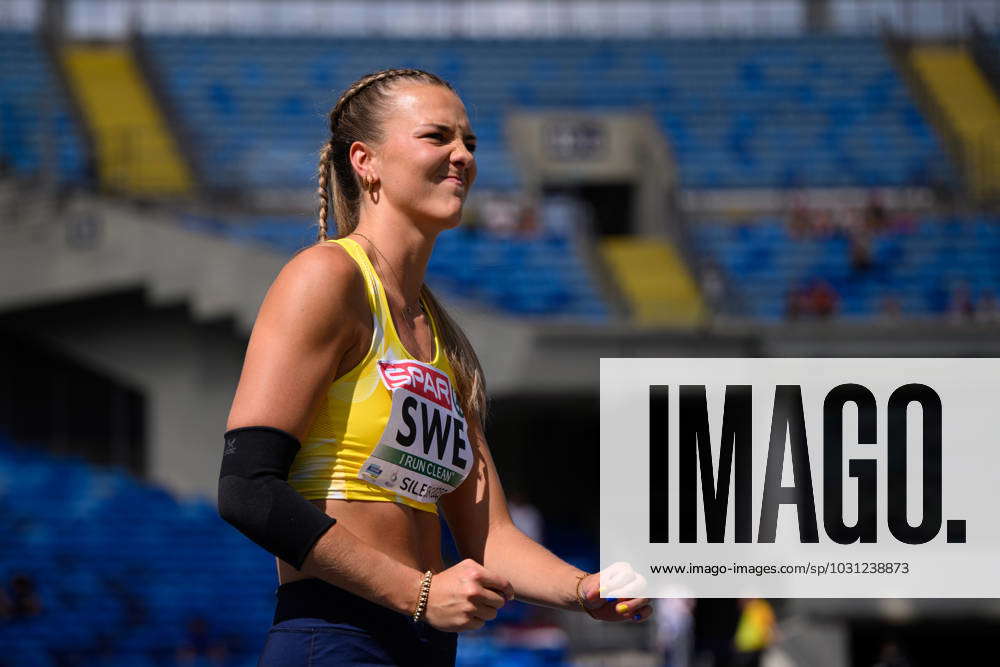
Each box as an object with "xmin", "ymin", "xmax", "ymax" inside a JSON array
[
  {"xmin": 328, "ymin": 69, "xmax": 408, "ymax": 135},
  {"xmin": 316, "ymin": 140, "xmax": 334, "ymax": 241},
  {"xmin": 316, "ymin": 68, "xmax": 454, "ymax": 238}
]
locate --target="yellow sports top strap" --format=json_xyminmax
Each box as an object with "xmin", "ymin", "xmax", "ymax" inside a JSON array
[{"xmin": 325, "ymin": 237, "xmax": 381, "ymax": 319}]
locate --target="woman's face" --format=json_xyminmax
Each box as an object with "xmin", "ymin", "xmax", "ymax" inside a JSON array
[{"xmin": 365, "ymin": 82, "xmax": 477, "ymax": 229}]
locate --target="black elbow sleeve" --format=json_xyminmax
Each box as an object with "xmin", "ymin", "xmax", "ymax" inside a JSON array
[{"xmin": 218, "ymin": 426, "xmax": 336, "ymax": 570}]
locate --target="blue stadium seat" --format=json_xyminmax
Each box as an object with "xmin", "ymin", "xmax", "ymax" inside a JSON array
[
  {"xmin": 143, "ymin": 35, "xmax": 950, "ymax": 191},
  {"xmin": 181, "ymin": 214, "xmax": 611, "ymax": 321},
  {"xmin": 0, "ymin": 431, "xmax": 274, "ymax": 663},
  {"xmin": 693, "ymin": 217, "xmax": 1000, "ymax": 320},
  {"xmin": 0, "ymin": 31, "xmax": 87, "ymax": 183}
]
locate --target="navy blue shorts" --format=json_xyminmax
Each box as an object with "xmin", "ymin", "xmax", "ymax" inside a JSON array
[{"xmin": 258, "ymin": 578, "xmax": 458, "ymax": 666}]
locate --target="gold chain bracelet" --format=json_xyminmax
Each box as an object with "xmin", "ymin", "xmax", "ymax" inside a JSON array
[
  {"xmin": 575, "ymin": 573, "xmax": 600, "ymax": 620},
  {"xmin": 412, "ymin": 570, "xmax": 433, "ymax": 623}
]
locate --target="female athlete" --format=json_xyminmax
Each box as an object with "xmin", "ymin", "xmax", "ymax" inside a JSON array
[{"xmin": 219, "ymin": 68, "xmax": 651, "ymax": 666}]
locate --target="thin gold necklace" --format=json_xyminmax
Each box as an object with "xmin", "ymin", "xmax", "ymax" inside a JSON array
[{"xmin": 351, "ymin": 231, "xmax": 424, "ymax": 320}]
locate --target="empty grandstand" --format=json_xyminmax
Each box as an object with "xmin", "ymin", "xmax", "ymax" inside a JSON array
[{"xmin": 142, "ymin": 35, "xmax": 947, "ymax": 192}]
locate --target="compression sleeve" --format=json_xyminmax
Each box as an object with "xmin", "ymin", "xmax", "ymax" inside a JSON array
[{"xmin": 217, "ymin": 426, "xmax": 336, "ymax": 570}]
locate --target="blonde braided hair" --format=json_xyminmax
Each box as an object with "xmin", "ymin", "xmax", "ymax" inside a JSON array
[{"xmin": 315, "ymin": 69, "xmax": 487, "ymax": 427}]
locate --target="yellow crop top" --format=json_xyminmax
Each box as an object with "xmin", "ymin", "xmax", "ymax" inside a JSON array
[{"xmin": 287, "ymin": 237, "xmax": 473, "ymax": 514}]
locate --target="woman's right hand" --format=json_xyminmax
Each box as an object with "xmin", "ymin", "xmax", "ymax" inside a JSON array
[{"xmin": 424, "ymin": 559, "xmax": 514, "ymax": 632}]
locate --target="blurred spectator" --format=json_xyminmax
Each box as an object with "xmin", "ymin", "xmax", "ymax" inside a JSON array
[
  {"xmin": 654, "ymin": 597, "xmax": 694, "ymax": 667},
  {"xmin": 786, "ymin": 280, "xmax": 838, "ymax": 320},
  {"xmin": 947, "ymin": 281, "xmax": 975, "ymax": 322},
  {"xmin": 6, "ymin": 574, "xmax": 43, "ymax": 620},
  {"xmin": 517, "ymin": 201, "xmax": 540, "ymax": 237},
  {"xmin": 787, "ymin": 194, "xmax": 811, "ymax": 239},
  {"xmin": 478, "ymin": 192, "xmax": 544, "ymax": 239},
  {"xmin": 176, "ymin": 616, "xmax": 229, "ymax": 665},
  {"xmin": 811, "ymin": 208, "xmax": 836, "ymax": 238},
  {"xmin": 508, "ymin": 491, "xmax": 544, "ymax": 544},
  {"xmin": 785, "ymin": 285, "xmax": 810, "ymax": 320},
  {"xmin": 808, "ymin": 280, "xmax": 838, "ymax": 318},
  {"xmin": 480, "ymin": 193, "xmax": 521, "ymax": 237},
  {"xmin": 786, "ymin": 191, "xmax": 906, "ymax": 250},
  {"xmin": 863, "ymin": 190, "xmax": 888, "ymax": 232},
  {"xmin": 540, "ymin": 195, "xmax": 586, "ymax": 238},
  {"xmin": 733, "ymin": 598, "xmax": 776, "ymax": 667},
  {"xmin": 849, "ymin": 224, "xmax": 874, "ymax": 272}
]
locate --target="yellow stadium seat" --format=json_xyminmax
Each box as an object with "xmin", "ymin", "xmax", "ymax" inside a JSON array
[
  {"xmin": 61, "ymin": 44, "xmax": 193, "ymax": 196},
  {"xmin": 910, "ymin": 45, "xmax": 1000, "ymax": 200},
  {"xmin": 599, "ymin": 236, "xmax": 706, "ymax": 327}
]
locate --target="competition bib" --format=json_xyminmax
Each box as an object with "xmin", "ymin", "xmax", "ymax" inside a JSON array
[{"xmin": 358, "ymin": 359, "xmax": 472, "ymax": 504}]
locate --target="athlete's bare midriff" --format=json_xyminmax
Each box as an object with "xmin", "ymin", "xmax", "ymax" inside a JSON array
[{"xmin": 276, "ymin": 498, "xmax": 446, "ymax": 584}]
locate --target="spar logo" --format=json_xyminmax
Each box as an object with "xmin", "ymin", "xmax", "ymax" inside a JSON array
[{"xmin": 377, "ymin": 360, "xmax": 454, "ymax": 411}]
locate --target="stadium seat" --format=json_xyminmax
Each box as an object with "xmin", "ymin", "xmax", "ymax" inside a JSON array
[
  {"xmin": 0, "ymin": 432, "xmax": 274, "ymax": 663},
  {"xmin": 143, "ymin": 35, "xmax": 950, "ymax": 191},
  {"xmin": 693, "ymin": 216, "xmax": 1000, "ymax": 320},
  {"xmin": 180, "ymin": 213, "xmax": 611, "ymax": 320},
  {"xmin": 0, "ymin": 31, "xmax": 87, "ymax": 183}
]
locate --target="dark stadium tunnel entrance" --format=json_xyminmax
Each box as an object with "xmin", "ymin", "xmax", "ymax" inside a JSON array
[
  {"xmin": 0, "ymin": 320, "xmax": 146, "ymax": 475},
  {"xmin": 484, "ymin": 392, "xmax": 600, "ymax": 552},
  {"xmin": 543, "ymin": 183, "xmax": 635, "ymax": 237}
]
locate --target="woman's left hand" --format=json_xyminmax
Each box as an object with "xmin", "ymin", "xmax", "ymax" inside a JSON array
[{"xmin": 577, "ymin": 567, "xmax": 653, "ymax": 623}]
